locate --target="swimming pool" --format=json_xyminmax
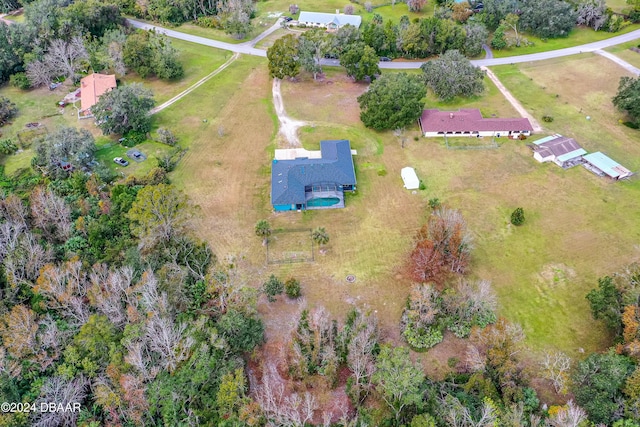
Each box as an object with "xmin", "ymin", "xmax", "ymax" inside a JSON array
[{"xmin": 307, "ymin": 197, "xmax": 340, "ymax": 207}]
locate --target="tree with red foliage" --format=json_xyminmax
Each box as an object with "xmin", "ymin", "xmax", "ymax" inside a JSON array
[{"xmin": 408, "ymin": 208, "xmax": 472, "ymax": 286}]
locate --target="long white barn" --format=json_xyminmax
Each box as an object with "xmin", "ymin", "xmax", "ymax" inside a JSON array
[
  {"xmin": 419, "ymin": 109, "xmax": 533, "ymax": 138},
  {"xmin": 297, "ymin": 11, "xmax": 362, "ymax": 29}
]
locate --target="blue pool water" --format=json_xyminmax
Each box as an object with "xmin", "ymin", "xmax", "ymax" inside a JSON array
[{"xmin": 307, "ymin": 197, "xmax": 340, "ymax": 207}]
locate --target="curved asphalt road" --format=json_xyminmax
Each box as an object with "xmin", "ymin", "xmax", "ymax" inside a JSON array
[{"xmin": 128, "ymin": 18, "xmax": 640, "ymax": 68}]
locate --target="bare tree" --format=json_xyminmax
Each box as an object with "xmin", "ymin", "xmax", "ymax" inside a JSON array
[
  {"xmin": 88, "ymin": 265, "xmax": 136, "ymax": 327},
  {"xmin": 0, "ymin": 305, "xmax": 39, "ymax": 360},
  {"xmin": 26, "ymin": 59, "xmax": 55, "ymax": 88},
  {"xmin": 36, "ymin": 314, "xmax": 71, "ymax": 370},
  {"xmin": 541, "ymin": 351, "xmax": 572, "ymax": 394},
  {"xmin": 1, "ymin": 229, "xmax": 52, "ymax": 295},
  {"xmin": 44, "ymin": 37, "xmax": 89, "ymax": 82},
  {"xmin": 256, "ymin": 364, "xmax": 317, "ymax": 426},
  {"xmin": 34, "ymin": 260, "xmax": 89, "ymax": 327},
  {"xmin": 31, "ymin": 376, "xmax": 89, "ymax": 427},
  {"xmin": 30, "ymin": 186, "xmax": 72, "ymax": 242},
  {"xmin": 546, "ymin": 400, "xmax": 587, "ymax": 427},
  {"xmin": 145, "ymin": 315, "xmax": 194, "ymax": 372},
  {"xmin": 441, "ymin": 394, "xmax": 498, "ymax": 427},
  {"xmin": 108, "ymin": 42, "xmax": 126, "ymax": 75},
  {"xmin": 576, "ymin": 0, "xmax": 607, "ymax": 31},
  {"xmin": 343, "ymin": 4, "xmax": 354, "ymax": 14},
  {"xmin": 0, "ymin": 194, "xmax": 28, "ymax": 228},
  {"xmin": 347, "ymin": 310, "xmax": 379, "ymax": 404}
]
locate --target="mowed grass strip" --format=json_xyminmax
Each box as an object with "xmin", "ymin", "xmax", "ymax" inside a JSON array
[
  {"xmin": 491, "ymin": 24, "xmax": 640, "ymax": 58},
  {"xmin": 121, "ymin": 39, "xmax": 232, "ymax": 104},
  {"xmin": 160, "ymin": 55, "xmax": 277, "ymax": 256}
]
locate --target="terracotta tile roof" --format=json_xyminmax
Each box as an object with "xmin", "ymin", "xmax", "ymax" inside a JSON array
[
  {"xmin": 80, "ymin": 73, "xmax": 117, "ymax": 112},
  {"xmin": 419, "ymin": 109, "xmax": 533, "ymax": 133}
]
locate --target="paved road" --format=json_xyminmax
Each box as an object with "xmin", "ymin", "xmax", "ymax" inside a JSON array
[
  {"xmin": 127, "ymin": 19, "xmax": 269, "ymax": 57},
  {"xmin": 482, "ymin": 44, "xmax": 493, "ymax": 60},
  {"xmin": 127, "ymin": 18, "xmax": 640, "ymax": 68}
]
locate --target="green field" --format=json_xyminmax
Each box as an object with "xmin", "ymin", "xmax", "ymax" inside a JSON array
[
  {"xmin": 120, "ymin": 39, "xmax": 231, "ymax": 104},
  {"xmin": 491, "ymin": 24, "xmax": 640, "ymax": 58},
  {"xmin": 605, "ymin": 40, "xmax": 640, "ymax": 68},
  {"xmin": 148, "ymin": 50, "xmax": 639, "ymax": 361}
]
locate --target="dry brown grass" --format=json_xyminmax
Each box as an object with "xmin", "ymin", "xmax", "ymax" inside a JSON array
[{"xmin": 165, "ymin": 55, "xmax": 640, "ymax": 391}]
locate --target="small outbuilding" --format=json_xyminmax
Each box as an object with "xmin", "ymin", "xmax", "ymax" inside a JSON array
[
  {"xmin": 401, "ymin": 167, "xmax": 420, "ymax": 190},
  {"xmin": 531, "ymin": 134, "xmax": 586, "ymax": 168},
  {"xmin": 582, "ymin": 152, "xmax": 633, "ymax": 180}
]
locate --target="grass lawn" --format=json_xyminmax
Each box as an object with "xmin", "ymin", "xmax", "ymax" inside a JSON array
[
  {"xmin": 491, "ymin": 24, "xmax": 640, "ymax": 58},
  {"xmin": 606, "ymin": 0, "xmax": 635, "ymax": 12},
  {"xmin": 425, "ymin": 75, "xmax": 521, "ymax": 118},
  {"xmin": 486, "ymin": 53, "xmax": 640, "ymax": 351},
  {"xmin": 120, "ymin": 39, "xmax": 231, "ymax": 104},
  {"xmin": 605, "ymin": 40, "xmax": 640, "ymax": 69},
  {"xmin": 3, "ymin": 13, "xmax": 24, "ymax": 23},
  {"xmin": 175, "ymin": 19, "xmax": 277, "ymax": 44},
  {"xmin": 0, "ymin": 83, "xmax": 98, "ymax": 174},
  {"xmin": 94, "ymin": 139, "xmax": 174, "ymax": 177},
  {"xmin": 163, "ymin": 52, "xmax": 611, "ymax": 365},
  {"xmin": 361, "ymin": 3, "xmax": 435, "ymax": 24},
  {"xmin": 254, "ymin": 28, "xmax": 307, "ymax": 49}
]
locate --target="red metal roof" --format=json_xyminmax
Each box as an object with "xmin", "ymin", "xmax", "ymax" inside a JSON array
[{"xmin": 419, "ymin": 109, "xmax": 533, "ymax": 133}]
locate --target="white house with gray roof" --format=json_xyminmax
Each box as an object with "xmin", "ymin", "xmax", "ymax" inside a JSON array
[{"xmin": 297, "ymin": 11, "xmax": 362, "ymax": 29}]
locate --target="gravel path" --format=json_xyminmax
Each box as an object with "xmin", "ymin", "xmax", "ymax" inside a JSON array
[
  {"xmin": 481, "ymin": 66, "xmax": 543, "ymax": 133},
  {"xmin": 272, "ymin": 78, "xmax": 307, "ymax": 147},
  {"xmin": 594, "ymin": 49, "xmax": 640, "ymax": 76}
]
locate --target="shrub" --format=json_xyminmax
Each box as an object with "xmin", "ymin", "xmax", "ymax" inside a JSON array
[
  {"xmin": 542, "ymin": 115, "xmax": 554, "ymax": 122},
  {"xmin": 122, "ymin": 130, "xmax": 146, "ymax": 147},
  {"xmin": 285, "ymin": 278, "xmax": 301, "ymax": 298},
  {"xmin": 157, "ymin": 128, "xmax": 178, "ymax": 146},
  {"xmin": 0, "ymin": 96, "xmax": 18, "ymax": 127},
  {"xmin": 10, "ymin": 73, "xmax": 31, "ymax": 90},
  {"xmin": 511, "ymin": 207, "xmax": 525, "ymax": 226},
  {"xmin": 419, "ymin": 180, "xmax": 426, "ymax": 190},
  {"xmin": 263, "ymin": 274, "xmax": 284, "ymax": 302},
  {"xmin": 402, "ymin": 322, "xmax": 443, "ymax": 350},
  {"xmin": 428, "ymin": 197, "xmax": 441, "ymax": 210},
  {"xmin": 0, "ymin": 139, "xmax": 18, "ymax": 155}
]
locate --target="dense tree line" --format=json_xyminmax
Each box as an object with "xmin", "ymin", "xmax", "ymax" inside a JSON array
[
  {"xmin": 0, "ymin": 0, "xmax": 182, "ymax": 87},
  {"xmin": 0, "ymin": 155, "xmax": 265, "ymax": 426}
]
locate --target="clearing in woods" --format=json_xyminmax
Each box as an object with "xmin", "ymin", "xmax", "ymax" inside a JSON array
[{"xmin": 157, "ymin": 54, "xmax": 638, "ymax": 388}]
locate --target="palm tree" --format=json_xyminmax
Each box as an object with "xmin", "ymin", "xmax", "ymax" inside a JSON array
[
  {"xmin": 312, "ymin": 227, "xmax": 329, "ymax": 250},
  {"xmin": 255, "ymin": 219, "xmax": 272, "ymax": 245}
]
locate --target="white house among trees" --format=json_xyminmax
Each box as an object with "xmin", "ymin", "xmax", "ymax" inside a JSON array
[{"xmin": 297, "ymin": 11, "xmax": 362, "ymax": 29}]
